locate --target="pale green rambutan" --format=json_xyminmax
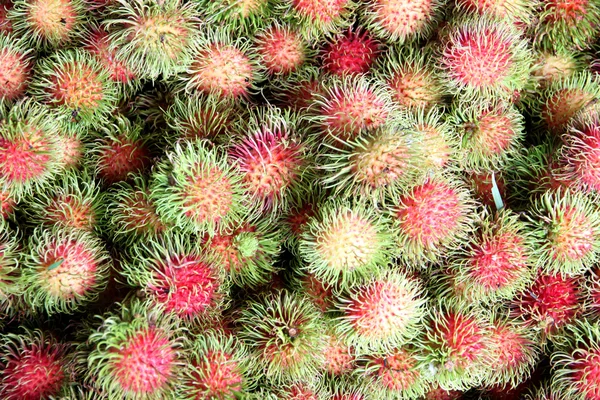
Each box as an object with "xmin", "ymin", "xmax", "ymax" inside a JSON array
[{"xmin": 197, "ymin": 0, "xmax": 272, "ymax": 33}]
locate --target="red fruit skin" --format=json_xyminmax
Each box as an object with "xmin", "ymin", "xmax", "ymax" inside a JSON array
[
  {"xmin": 191, "ymin": 350, "xmax": 243, "ymax": 399},
  {"xmin": 436, "ymin": 312, "xmax": 486, "ymax": 371},
  {"xmin": 291, "ymin": 0, "xmax": 350, "ymax": 23},
  {"xmin": 569, "ymin": 347, "xmax": 600, "ymax": 400},
  {"xmin": 96, "ymin": 138, "xmax": 152, "ymax": 184},
  {"xmin": 257, "ymin": 26, "xmax": 305, "ymax": 75},
  {"xmin": 0, "ymin": 188, "xmax": 16, "ymax": 219},
  {"xmin": 0, "ymin": 129, "xmax": 55, "ymax": 188},
  {"xmin": 322, "ymin": 29, "xmax": 379, "ymax": 76},
  {"xmin": 467, "ymin": 170, "xmax": 507, "ymax": 208},
  {"xmin": 562, "ymin": 116, "xmax": 600, "ymax": 193},
  {"xmin": 0, "ymin": 47, "xmax": 30, "ymax": 101},
  {"xmin": 112, "ymin": 327, "xmax": 176, "ymax": 395},
  {"xmin": 424, "ymin": 386, "xmax": 463, "ymax": 400},
  {"xmin": 84, "ymin": 28, "xmax": 136, "ymax": 84}
]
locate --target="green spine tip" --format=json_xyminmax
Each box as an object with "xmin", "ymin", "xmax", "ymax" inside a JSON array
[
  {"xmin": 0, "ymin": 33, "xmax": 34, "ymax": 104},
  {"xmin": 0, "ymin": 226, "xmax": 22, "ymax": 317}
]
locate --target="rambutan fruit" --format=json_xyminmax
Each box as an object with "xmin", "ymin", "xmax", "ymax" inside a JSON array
[
  {"xmin": 8, "ymin": 0, "xmax": 87, "ymax": 49},
  {"xmin": 122, "ymin": 233, "xmax": 228, "ymax": 323},
  {"xmin": 0, "ymin": 33, "xmax": 32, "ymax": 104},
  {"xmin": 22, "ymin": 171, "xmax": 104, "ymax": 232},
  {"xmin": 323, "ymin": 377, "xmax": 368, "ymax": 400},
  {"xmin": 422, "ymin": 304, "xmax": 494, "ymax": 391},
  {"xmin": 411, "ymin": 107, "xmax": 457, "ymax": 171},
  {"xmin": 103, "ymin": 0, "xmax": 199, "ymax": 81},
  {"xmin": 423, "ymin": 385, "xmax": 463, "ymax": 400},
  {"xmin": 389, "ymin": 173, "xmax": 477, "ymax": 263},
  {"xmin": 511, "ymin": 272, "xmax": 583, "ymax": 338},
  {"xmin": 527, "ymin": 189, "xmax": 600, "ymax": 276},
  {"xmin": 465, "ymin": 170, "xmax": 508, "ymax": 209},
  {"xmin": 197, "ymin": 0, "xmax": 271, "ymax": 33},
  {"xmin": 318, "ymin": 119, "xmax": 424, "ymax": 204},
  {"xmin": 454, "ymin": 0, "xmax": 535, "ymax": 24},
  {"xmin": 228, "ymin": 106, "xmax": 315, "ymax": 214},
  {"xmin": 87, "ymin": 116, "xmax": 153, "ymax": 186},
  {"xmin": 0, "ymin": 1, "xmax": 13, "ymax": 33},
  {"xmin": 256, "ymin": 22, "xmax": 309, "ymax": 76},
  {"xmin": 238, "ymin": 290, "xmax": 326, "ymax": 384},
  {"xmin": 320, "ymin": 27, "xmax": 379, "ymax": 76},
  {"xmin": 179, "ymin": 330, "xmax": 251, "ymax": 399},
  {"xmin": 0, "ymin": 188, "xmax": 16, "ymax": 222},
  {"xmin": 311, "ymin": 74, "xmax": 394, "ymax": 143},
  {"xmin": 539, "ymin": 72, "xmax": 600, "ymax": 133},
  {"xmin": 0, "ymin": 227, "xmax": 21, "ymax": 316},
  {"xmin": 377, "ymin": 45, "xmax": 448, "ymax": 112},
  {"xmin": 335, "ymin": 270, "xmax": 426, "ymax": 353},
  {"xmin": 201, "ymin": 215, "xmax": 282, "ymax": 288},
  {"xmin": 446, "ymin": 209, "xmax": 535, "ymax": 305},
  {"xmin": 271, "ymin": 65, "xmax": 325, "ymax": 111},
  {"xmin": 55, "ymin": 130, "xmax": 85, "ymax": 171},
  {"xmin": 183, "ymin": 29, "xmax": 261, "ymax": 101},
  {"xmin": 523, "ymin": 385, "xmax": 560, "ymax": 400},
  {"xmin": 449, "ymin": 99, "xmax": 525, "ymax": 169},
  {"xmin": 322, "ymin": 325, "xmax": 355, "ymax": 376},
  {"xmin": 585, "ymin": 267, "xmax": 600, "ymax": 319},
  {"xmin": 280, "ymin": 187, "xmax": 325, "ymax": 254},
  {"xmin": 106, "ymin": 174, "xmax": 171, "ymax": 246},
  {"xmin": 550, "ymin": 319, "xmax": 600, "ymax": 400},
  {"xmin": 30, "ymin": 49, "xmax": 119, "ymax": 128},
  {"xmin": 297, "ymin": 199, "xmax": 394, "ymax": 288},
  {"xmin": 360, "ymin": 0, "xmax": 444, "ymax": 42},
  {"xmin": 355, "ymin": 345, "xmax": 431, "ymax": 399},
  {"xmin": 85, "ymin": 299, "xmax": 186, "ymax": 399},
  {"xmin": 0, "ymin": 99, "xmax": 62, "ymax": 197},
  {"xmin": 532, "ymin": 50, "xmax": 582, "ymax": 88},
  {"xmin": 278, "ymin": 0, "xmax": 355, "ymax": 42},
  {"xmin": 0, "ymin": 328, "xmax": 73, "ymax": 400},
  {"xmin": 20, "ymin": 226, "xmax": 111, "ymax": 315},
  {"xmin": 533, "ymin": 0, "xmax": 600, "ymax": 51},
  {"xmin": 274, "ymin": 382, "xmax": 321, "ymax": 399},
  {"xmin": 437, "ymin": 17, "xmax": 533, "ymax": 101},
  {"xmin": 125, "ymin": 81, "xmax": 175, "ymax": 130},
  {"xmin": 292, "ymin": 271, "xmax": 336, "ymax": 313},
  {"xmin": 150, "ymin": 139, "xmax": 248, "ymax": 235}
]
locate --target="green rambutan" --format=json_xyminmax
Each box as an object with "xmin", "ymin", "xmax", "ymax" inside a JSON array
[
  {"xmin": 532, "ymin": 50, "xmax": 582, "ymax": 88},
  {"xmin": 103, "ymin": 0, "xmax": 199, "ymax": 80},
  {"xmin": 0, "ymin": 227, "xmax": 21, "ymax": 317},
  {"xmin": 320, "ymin": 27, "xmax": 380, "ymax": 76},
  {"xmin": 389, "ymin": 173, "xmax": 477, "ymax": 263},
  {"xmin": 85, "ymin": 299, "xmax": 186, "ymax": 399},
  {"xmin": 0, "ymin": 99, "xmax": 62, "ymax": 197},
  {"xmin": 228, "ymin": 106, "xmax": 315, "ymax": 214},
  {"xmin": 437, "ymin": 17, "xmax": 532, "ymax": 101},
  {"xmin": 411, "ymin": 107, "xmax": 457, "ymax": 171},
  {"xmin": 150, "ymin": 139, "xmax": 248, "ymax": 236},
  {"xmin": 298, "ymin": 199, "xmax": 394, "ymax": 288},
  {"xmin": 0, "ymin": 328, "xmax": 73, "ymax": 400},
  {"xmin": 201, "ymin": 215, "xmax": 282, "ymax": 288},
  {"xmin": 8, "ymin": 0, "xmax": 87, "ymax": 49},
  {"xmin": 0, "ymin": 33, "xmax": 32, "ymax": 104},
  {"xmin": 22, "ymin": 171, "xmax": 104, "ymax": 233},
  {"xmin": 106, "ymin": 174, "xmax": 171, "ymax": 246},
  {"xmin": 178, "ymin": 330, "xmax": 251, "ymax": 399},
  {"xmin": 449, "ymin": 98, "xmax": 525, "ymax": 169},
  {"xmin": 278, "ymin": 0, "xmax": 355, "ymax": 42},
  {"xmin": 527, "ymin": 189, "xmax": 600, "ymax": 276},
  {"xmin": 256, "ymin": 22, "xmax": 309, "ymax": 76},
  {"xmin": 335, "ymin": 270, "xmax": 426, "ymax": 353},
  {"xmin": 197, "ymin": 0, "xmax": 271, "ymax": 33},
  {"xmin": 238, "ymin": 290, "xmax": 326, "ymax": 384},
  {"xmin": 30, "ymin": 49, "xmax": 119, "ymax": 129},
  {"xmin": 454, "ymin": 0, "xmax": 536, "ymax": 24},
  {"xmin": 360, "ymin": 0, "xmax": 444, "ymax": 42},
  {"xmin": 21, "ymin": 226, "xmax": 111, "ymax": 315}
]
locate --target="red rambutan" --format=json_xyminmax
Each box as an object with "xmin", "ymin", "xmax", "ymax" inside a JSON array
[
  {"xmin": 0, "ymin": 33, "xmax": 32, "ymax": 103},
  {"xmin": 321, "ymin": 28, "xmax": 379, "ymax": 76},
  {"xmin": 256, "ymin": 23, "xmax": 308, "ymax": 75}
]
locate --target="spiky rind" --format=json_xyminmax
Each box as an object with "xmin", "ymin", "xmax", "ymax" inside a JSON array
[
  {"xmin": 280, "ymin": 184, "xmax": 326, "ymax": 254},
  {"xmin": 238, "ymin": 290, "xmax": 326, "ymax": 384},
  {"xmin": 196, "ymin": 0, "xmax": 272, "ymax": 34},
  {"xmin": 335, "ymin": 270, "xmax": 426, "ymax": 353},
  {"xmin": 85, "ymin": 298, "xmax": 186, "ymax": 400},
  {"xmin": 0, "ymin": 226, "xmax": 22, "ymax": 317},
  {"xmin": 449, "ymin": 98, "xmax": 525, "ymax": 170},
  {"xmin": 30, "ymin": 48, "xmax": 119, "ymax": 129},
  {"xmin": 270, "ymin": 65, "xmax": 325, "ymax": 111},
  {"xmin": 454, "ymin": 0, "xmax": 537, "ymax": 24},
  {"xmin": 21, "ymin": 226, "xmax": 111, "ymax": 315},
  {"xmin": 54, "ymin": 128, "xmax": 85, "ymax": 172},
  {"xmin": 410, "ymin": 107, "xmax": 458, "ymax": 171},
  {"xmin": 103, "ymin": 0, "xmax": 200, "ymax": 81},
  {"xmin": 150, "ymin": 139, "xmax": 249, "ymax": 236},
  {"xmin": 256, "ymin": 21, "xmax": 310, "ymax": 76},
  {"xmin": 360, "ymin": 0, "xmax": 445, "ymax": 43},
  {"xmin": 527, "ymin": 189, "xmax": 600, "ymax": 276},
  {"xmin": 0, "ymin": 98, "xmax": 63, "ymax": 198},
  {"xmin": 201, "ymin": 215, "xmax": 282, "ymax": 288},
  {"xmin": 389, "ymin": 173, "xmax": 477, "ymax": 264},
  {"xmin": 298, "ymin": 199, "xmax": 394, "ymax": 289},
  {"xmin": 320, "ymin": 27, "xmax": 380, "ymax": 76},
  {"xmin": 178, "ymin": 330, "xmax": 252, "ymax": 399},
  {"xmin": 0, "ymin": 328, "xmax": 73, "ymax": 400},
  {"xmin": 437, "ymin": 16, "xmax": 533, "ymax": 102},
  {"xmin": 22, "ymin": 170, "xmax": 105, "ymax": 233},
  {"xmin": 8, "ymin": 0, "xmax": 88, "ymax": 49},
  {"xmin": 0, "ymin": 33, "xmax": 33, "ymax": 104},
  {"xmin": 531, "ymin": 49, "xmax": 583, "ymax": 88}
]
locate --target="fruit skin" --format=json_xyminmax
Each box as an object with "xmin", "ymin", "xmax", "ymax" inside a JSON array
[
  {"xmin": 454, "ymin": 0, "xmax": 536, "ymax": 24},
  {"xmin": 85, "ymin": 298, "xmax": 186, "ymax": 399},
  {"xmin": 150, "ymin": 139, "xmax": 249, "ymax": 236},
  {"xmin": 238, "ymin": 290, "xmax": 326, "ymax": 384},
  {"xmin": 122, "ymin": 232, "xmax": 229, "ymax": 323},
  {"xmin": 8, "ymin": 0, "xmax": 88, "ymax": 49},
  {"xmin": 103, "ymin": 0, "xmax": 199, "ymax": 80},
  {"xmin": 0, "ymin": 33, "xmax": 33, "ymax": 104},
  {"xmin": 0, "ymin": 328, "xmax": 73, "ymax": 400},
  {"xmin": 0, "ymin": 99, "xmax": 62, "ymax": 198},
  {"xmin": 437, "ymin": 16, "xmax": 533, "ymax": 101},
  {"xmin": 0, "ymin": 226, "xmax": 22, "ymax": 318},
  {"xmin": 410, "ymin": 107, "xmax": 458, "ymax": 171},
  {"xmin": 178, "ymin": 330, "xmax": 251, "ymax": 399},
  {"xmin": 527, "ymin": 189, "xmax": 600, "ymax": 276},
  {"xmin": 197, "ymin": 0, "xmax": 272, "ymax": 33},
  {"xmin": 532, "ymin": 50, "xmax": 582, "ymax": 88},
  {"xmin": 320, "ymin": 27, "xmax": 379, "ymax": 76},
  {"xmin": 360, "ymin": 0, "xmax": 445, "ymax": 43},
  {"xmin": 256, "ymin": 22, "xmax": 309, "ymax": 76},
  {"xmin": 335, "ymin": 270, "xmax": 426, "ymax": 353},
  {"xmin": 298, "ymin": 199, "xmax": 394, "ymax": 288},
  {"xmin": 30, "ymin": 48, "xmax": 119, "ymax": 129}
]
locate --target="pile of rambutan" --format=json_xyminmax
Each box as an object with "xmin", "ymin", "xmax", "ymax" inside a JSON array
[{"xmin": 3, "ymin": 0, "xmax": 600, "ymax": 398}]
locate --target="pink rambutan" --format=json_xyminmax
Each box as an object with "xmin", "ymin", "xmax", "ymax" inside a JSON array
[
  {"xmin": 321, "ymin": 28, "xmax": 379, "ymax": 76},
  {"xmin": 0, "ymin": 33, "xmax": 32, "ymax": 103},
  {"xmin": 455, "ymin": 0, "xmax": 535, "ymax": 24},
  {"xmin": 424, "ymin": 385, "xmax": 463, "ymax": 400},
  {"xmin": 534, "ymin": 0, "xmax": 600, "ymax": 50},
  {"xmin": 283, "ymin": 0, "xmax": 354, "ymax": 40},
  {"xmin": 412, "ymin": 108, "xmax": 457, "ymax": 171},
  {"xmin": 55, "ymin": 131, "xmax": 84, "ymax": 171},
  {"xmin": 0, "ymin": 228, "xmax": 21, "ymax": 316},
  {"xmin": 532, "ymin": 50, "xmax": 581, "ymax": 88},
  {"xmin": 256, "ymin": 23, "xmax": 307, "ymax": 75},
  {"xmin": 277, "ymin": 383, "xmax": 321, "ymax": 400},
  {"xmin": 323, "ymin": 328, "xmax": 355, "ymax": 376},
  {"xmin": 83, "ymin": 26, "xmax": 137, "ymax": 85}
]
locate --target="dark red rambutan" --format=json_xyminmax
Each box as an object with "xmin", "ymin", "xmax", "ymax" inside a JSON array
[
  {"xmin": 0, "ymin": 1, "xmax": 13, "ymax": 33},
  {"xmin": 321, "ymin": 28, "xmax": 379, "ymax": 76}
]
